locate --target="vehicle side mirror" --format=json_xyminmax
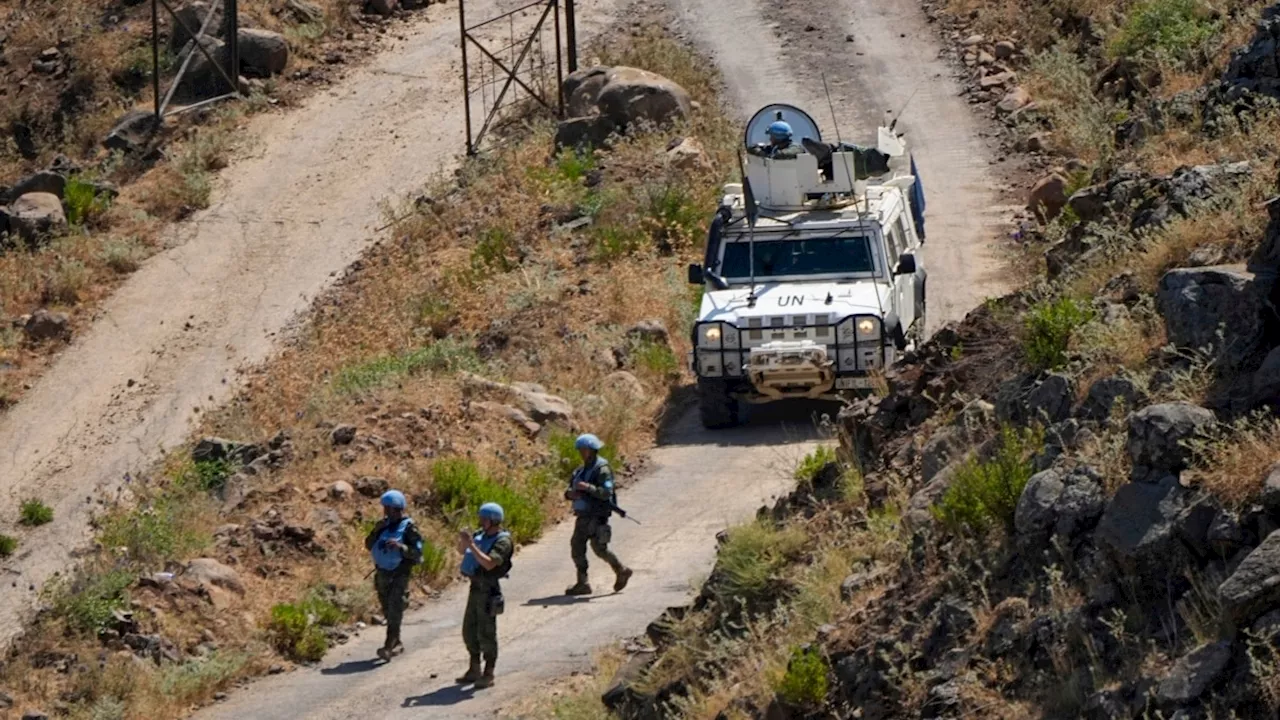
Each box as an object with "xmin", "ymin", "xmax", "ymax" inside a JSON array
[
  {"xmin": 894, "ymin": 253, "xmax": 917, "ymax": 276},
  {"xmin": 687, "ymin": 263, "xmax": 705, "ymax": 285}
]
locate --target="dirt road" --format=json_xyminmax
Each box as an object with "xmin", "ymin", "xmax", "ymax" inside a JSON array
[
  {"xmin": 196, "ymin": 412, "xmax": 818, "ymax": 719},
  {"xmin": 672, "ymin": 0, "xmax": 1017, "ymax": 333},
  {"xmin": 0, "ymin": 0, "xmax": 622, "ymax": 648}
]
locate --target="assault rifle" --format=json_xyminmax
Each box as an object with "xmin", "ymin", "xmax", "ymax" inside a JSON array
[{"xmin": 609, "ymin": 500, "xmax": 641, "ymax": 525}]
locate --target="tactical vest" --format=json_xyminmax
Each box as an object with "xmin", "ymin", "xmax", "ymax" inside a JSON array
[
  {"xmin": 571, "ymin": 458, "xmax": 614, "ymax": 518},
  {"xmin": 461, "ymin": 530, "xmax": 512, "ymax": 579},
  {"xmin": 370, "ymin": 517, "xmax": 415, "ymax": 571}
]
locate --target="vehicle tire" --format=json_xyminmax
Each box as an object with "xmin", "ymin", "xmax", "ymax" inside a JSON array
[{"xmin": 698, "ymin": 379, "xmax": 739, "ymax": 429}]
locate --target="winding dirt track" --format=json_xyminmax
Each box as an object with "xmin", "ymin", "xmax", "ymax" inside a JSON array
[{"xmin": 0, "ymin": 0, "xmax": 1012, "ymax": 712}]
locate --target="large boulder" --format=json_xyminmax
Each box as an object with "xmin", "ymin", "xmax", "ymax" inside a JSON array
[
  {"xmin": 1014, "ymin": 469, "xmax": 1065, "ymax": 540},
  {"xmin": 1096, "ymin": 479, "xmax": 1188, "ymax": 566},
  {"xmin": 24, "ymin": 309, "xmax": 71, "ymax": 343},
  {"xmin": 564, "ymin": 66, "xmax": 611, "ymax": 117},
  {"xmin": 555, "ymin": 116, "xmax": 616, "ymax": 151},
  {"xmin": 9, "ymin": 192, "xmax": 67, "ymax": 242},
  {"xmin": 104, "ymin": 110, "xmax": 160, "ymax": 154},
  {"xmin": 168, "ymin": 1, "xmax": 227, "ymax": 53},
  {"xmin": 1080, "ymin": 373, "xmax": 1147, "ymax": 421},
  {"xmin": 1157, "ymin": 265, "xmax": 1265, "ymax": 368},
  {"xmin": 995, "ymin": 372, "xmax": 1074, "ymax": 426},
  {"xmin": 1016, "ymin": 467, "xmax": 1106, "ymax": 547},
  {"xmin": 238, "ymin": 29, "xmax": 289, "ymax": 77},
  {"xmin": 176, "ymin": 37, "xmax": 234, "ymax": 100},
  {"xmin": 1220, "ymin": 530, "xmax": 1280, "ymax": 623},
  {"xmin": 1252, "ymin": 346, "xmax": 1280, "ymax": 408},
  {"xmin": 596, "ymin": 67, "xmax": 692, "ymax": 129},
  {"xmin": 1223, "ymin": 8, "xmax": 1280, "ymax": 99},
  {"xmin": 1156, "ymin": 640, "xmax": 1233, "ymax": 705},
  {"xmin": 184, "ymin": 558, "xmax": 245, "ymax": 595},
  {"xmin": 1126, "ymin": 402, "xmax": 1215, "ymax": 481},
  {"xmin": 6, "ymin": 171, "xmax": 66, "ymax": 202},
  {"xmin": 1028, "ymin": 172, "xmax": 1069, "ymax": 223}
]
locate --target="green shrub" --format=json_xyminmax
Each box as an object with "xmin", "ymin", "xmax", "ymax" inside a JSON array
[
  {"xmin": 794, "ymin": 446, "xmax": 838, "ymax": 484},
  {"xmin": 775, "ymin": 645, "xmax": 830, "ymax": 707},
  {"xmin": 53, "ymin": 570, "xmax": 136, "ymax": 635},
  {"xmin": 268, "ymin": 593, "xmax": 346, "ymax": 662},
  {"xmin": 554, "ymin": 148, "xmax": 597, "ymax": 183},
  {"xmin": 644, "ymin": 183, "xmax": 702, "ymax": 253},
  {"xmin": 715, "ymin": 520, "xmax": 808, "ymax": 607},
  {"xmin": 933, "ymin": 425, "xmax": 1043, "ymax": 535},
  {"xmin": 413, "ymin": 537, "xmax": 449, "ymax": 582},
  {"xmin": 19, "ymin": 498, "xmax": 53, "ymax": 526},
  {"xmin": 158, "ymin": 652, "xmax": 250, "ymax": 706},
  {"xmin": 1027, "ymin": 45, "xmax": 1128, "ymax": 164},
  {"xmin": 0, "ymin": 534, "xmax": 16, "ymax": 558},
  {"xmin": 97, "ymin": 475, "xmax": 213, "ymax": 565},
  {"xmin": 333, "ymin": 340, "xmax": 481, "ymax": 395},
  {"xmin": 471, "ymin": 227, "xmax": 518, "ymax": 276},
  {"xmin": 175, "ymin": 459, "xmax": 234, "ymax": 493},
  {"xmin": 431, "ymin": 458, "xmax": 545, "ymax": 543},
  {"xmin": 64, "ymin": 177, "xmax": 109, "ymax": 227},
  {"xmin": 632, "ymin": 339, "xmax": 678, "ymax": 378},
  {"xmin": 1109, "ymin": 0, "xmax": 1220, "ymax": 67},
  {"xmin": 1023, "ymin": 297, "xmax": 1093, "ymax": 371}
]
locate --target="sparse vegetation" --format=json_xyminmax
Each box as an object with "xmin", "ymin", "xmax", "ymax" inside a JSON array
[
  {"xmin": 795, "ymin": 445, "xmax": 838, "ymax": 484},
  {"xmin": 19, "ymin": 498, "xmax": 54, "ymax": 526},
  {"xmin": 775, "ymin": 645, "xmax": 831, "ymax": 707},
  {"xmin": 268, "ymin": 592, "xmax": 346, "ymax": 662},
  {"xmin": 933, "ymin": 425, "xmax": 1043, "ymax": 534},
  {"xmin": 1108, "ymin": 0, "xmax": 1221, "ymax": 68},
  {"xmin": 331, "ymin": 340, "xmax": 483, "ymax": 396},
  {"xmin": 1022, "ymin": 297, "xmax": 1094, "ymax": 371},
  {"xmin": 714, "ymin": 520, "xmax": 809, "ymax": 607},
  {"xmin": 0, "ymin": 534, "xmax": 17, "ymax": 558},
  {"xmin": 51, "ymin": 569, "xmax": 136, "ymax": 635},
  {"xmin": 430, "ymin": 458, "xmax": 548, "ymax": 543}
]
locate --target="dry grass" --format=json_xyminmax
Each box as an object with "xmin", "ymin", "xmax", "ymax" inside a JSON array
[{"xmin": 1186, "ymin": 413, "xmax": 1280, "ymax": 508}]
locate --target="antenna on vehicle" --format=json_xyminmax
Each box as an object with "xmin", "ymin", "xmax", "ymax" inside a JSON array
[
  {"xmin": 823, "ymin": 72, "xmax": 887, "ymax": 324},
  {"xmin": 888, "ymin": 86, "xmax": 919, "ymax": 133},
  {"xmin": 736, "ymin": 149, "xmax": 760, "ymax": 308},
  {"xmin": 821, "ymin": 72, "xmax": 862, "ymax": 217}
]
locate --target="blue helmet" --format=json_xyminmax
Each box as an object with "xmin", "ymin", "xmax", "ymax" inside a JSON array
[
  {"xmin": 575, "ymin": 433, "xmax": 604, "ymax": 451},
  {"xmin": 767, "ymin": 120, "xmax": 793, "ymax": 141},
  {"xmin": 380, "ymin": 490, "xmax": 406, "ymax": 509},
  {"xmin": 479, "ymin": 502, "xmax": 505, "ymax": 523}
]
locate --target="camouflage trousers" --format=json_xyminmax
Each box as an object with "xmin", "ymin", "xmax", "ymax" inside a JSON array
[
  {"xmin": 462, "ymin": 582, "xmax": 500, "ymax": 661},
  {"xmin": 374, "ymin": 569, "xmax": 410, "ymax": 648},
  {"xmin": 570, "ymin": 515, "xmax": 623, "ymax": 581}
]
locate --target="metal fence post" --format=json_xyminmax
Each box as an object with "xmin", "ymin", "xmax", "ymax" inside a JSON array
[
  {"xmin": 152, "ymin": 0, "xmax": 162, "ymax": 120},
  {"xmin": 227, "ymin": 0, "xmax": 240, "ymax": 95},
  {"xmin": 460, "ymin": 0, "xmax": 474, "ymax": 155},
  {"xmin": 565, "ymin": 0, "xmax": 576, "ymax": 72}
]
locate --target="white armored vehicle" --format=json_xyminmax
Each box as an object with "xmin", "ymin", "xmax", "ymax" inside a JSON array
[{"xmin": 686, "ymin": 103, "xmax": 928, "ymax": 429}]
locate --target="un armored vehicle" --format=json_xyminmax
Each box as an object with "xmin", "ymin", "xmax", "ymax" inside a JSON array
[{"xmin": 686, "ymin": 103, "xmax": 928, "ymax": 429}]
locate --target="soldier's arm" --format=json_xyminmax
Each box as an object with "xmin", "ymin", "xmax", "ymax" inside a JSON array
[
  {"xmin": 469, "ymin": 534, "xmax": 511, "ymax": 571},
  {"xmin": 582, "ymin": 466, "xmax": 616, "ymax": 501},
  {"xmin": 401, "ymin": 524, "xmax": 425, "ymax": 565},
  {"xmin": 364, "ymin": 520, "xmax": 386, "ymax": 550}
]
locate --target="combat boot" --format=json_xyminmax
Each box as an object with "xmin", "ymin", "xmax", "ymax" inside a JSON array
[
  {"xmin": 614, "ymin": 567, "xmax": 633, "ymax": 592},
  {"xmin": 456, "ymin": 656, "xmax": 482, "ymax": 684},
  {"xmin": 474, "ymin": 658, "xmax": 496, "ymax": 689},
  {"xmin": 565, "ymin": 581, "xmax": 592, "ymax": 596}
]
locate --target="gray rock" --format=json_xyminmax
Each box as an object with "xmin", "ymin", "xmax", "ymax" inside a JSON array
[
  {"xmin": 331, "ymin": 424, "xmax": 357, "ymax": 445},
  {"xmin": 23, "ymin": 309, "xmax": 71, "ymax": 343},
  {"xmin": 9, "ymin": 192, "xmax": 67, "ymax": 242},
  {"xmin": 1045, "ymin": 229, "xmax": 1099, "ymax": 279},
  {"xmin": 6, "ymin": 171, "xmax": 66, "ymax": 201},
  {"xmin": 555, "ymin": 116, "xmax": 616, "ymax": 150},
  {"xmin": 1263, "ymin": 464, "xmax": 1280, "ymax": 515},
  {"xmin": 1225, "ymin": 12, "xmax": 1280, "ymax": 98},
  {"xmin": 626, "ymin": 319, "xmax": 670, "ymax": 345},
  {"xmin": 238, "ymin": 29, "xmax": 289, "ymax": 76},
  {"xmin": 1081, "ymin": 374, "xmax": 1147, "ymax": 421},
  {"xmin": 1157, "ymin": 265, "xmax": 1264, "ymax": 368},
  {"xmin": 284, "ymin": 0, "xmax": 324, "ymax": 23},
  {"xmin": 22, "ymin": 712, "xmax": 49, "ymax": 720},
  {"xmin": 1126, "ymin": 402, "xmax": 1215, "ymax": 479},
  {"xmin": 1220, "ymin": 530, "xmax": 1280, "ymax": 623},
  {"xmin": 1251, "ymin": 346, "xmax": 1280, "ymax": 408},
  {"xmin": 354, "ymin": 476, "xmax": 389, "ymax": 497},
  {"xmin": 564, "ymin": 66, "xmax": 611, "ymax": 117},
  {"xmin": 104, "ymin": 110, "xmax": 159, "ymax": 154},
  {"xmin": 1027, "ymin": 373, "xmax": 1075, "ymax": 424},
  {"xmin": 920, "ymin": 427, "xmax": 962, "ymax": 484},
  {"xmin": 602, "ymin": 371, "xmax": 646, "ymax": 402},
  {"xmin": 176, "ymin": 36, "xmax": 234, "ymax": 100},
  {"xmin": 473, "ymin": 400, "xmax": 541, "ymax": 437},
  {"xmin": 596, "ymin": 67, "xmax": 692, "ymax": 129},
  {"xmin": 840, "ymin": 566, "xmax": 890, "ymax": 600},
  {"xmin": 184, "ymin": 558, "xmax": 244, "ymax": 595},
  {"xmin": 1208, "ymin": 509, "xmax": 1247, "ymax": 555},
  {"xmin": 1096, "ymin": 479, "xmax": 1187, "ymax": 564},
  {"xmin": 517, "ymin": 389, "xmax": 574, "ymax": 425},
  {"xmin": 169, "ymin": 1, "xmax": 227, "ymax": 53},
  {"xmin": 1156, "ymin": 640, "xmax": 1233, "ymax": 705},
  {"xmin": 329, "ymin": 480, "xmax": 354, "ymax": 500},
  {"xmin": 1028, "ymin": 172, "xmax": 1069, "ymax": 222},
  {"xmin": 905, "ymin": 464, "xmax": 957, "ymax": 529},
  {"xmin": 1054, "ymin": 471, "xmax": 1106, "ymax": 540},
  {"xmin": 1015, "ymin": 469, "xmax": 1065, "ymax": 539},
  {"xmin": 366, "ymin": 0, "xmax": 397, "ymax": 14}
]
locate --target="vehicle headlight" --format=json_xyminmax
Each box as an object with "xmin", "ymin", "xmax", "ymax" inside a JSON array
[
  {"xmin": 857, "ymin": 318, "xmax": 878, "ymax": 338},
  {"xmin": 698, "ymin": 323, "xmax": 723, "ymax": 347}
]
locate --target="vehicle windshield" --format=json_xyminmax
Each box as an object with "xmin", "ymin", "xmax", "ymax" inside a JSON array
[{"xmin": 720, "ymin": 236, "xmax": 876, "ymax": 280}]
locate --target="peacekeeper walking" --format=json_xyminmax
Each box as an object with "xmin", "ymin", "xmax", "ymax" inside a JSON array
[
  {"xmin": 456, "ymin": 502, "xmax": 513, "ymax": 689},
  {"xmin": 364, "ymin": 490, "xmax": 424, "ymax": 661},
  {"xmin": 564, "ymin": 434, "xmax": 632, "ymax": 596}
]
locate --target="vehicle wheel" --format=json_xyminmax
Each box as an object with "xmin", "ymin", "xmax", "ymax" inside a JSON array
[{"xmin": 698, "ymin": 379, "xmax": 739, "ymax": 429}]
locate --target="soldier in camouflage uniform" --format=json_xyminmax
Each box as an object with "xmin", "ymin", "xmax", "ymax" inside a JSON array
[
  {"xmin": 456, "ymin": 502, "xmax": 513, "ymax": 689},
  {"xmin": 564, "ymin": 434, "xmax": 632, "ymax": 596},
  {"xmin": 365, "ymin": 490, "xmax": 424, "ymax": 661}
]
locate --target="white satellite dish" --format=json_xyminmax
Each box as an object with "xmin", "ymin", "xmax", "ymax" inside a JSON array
[{"xmin": 743, "ymin": 104, "xmax": 822, "ymax": 150}]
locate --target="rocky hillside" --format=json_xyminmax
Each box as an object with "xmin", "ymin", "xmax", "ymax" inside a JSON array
[{"xmin": 552, "ymin": 1, "xmax": 1280, "ymax": 719}]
